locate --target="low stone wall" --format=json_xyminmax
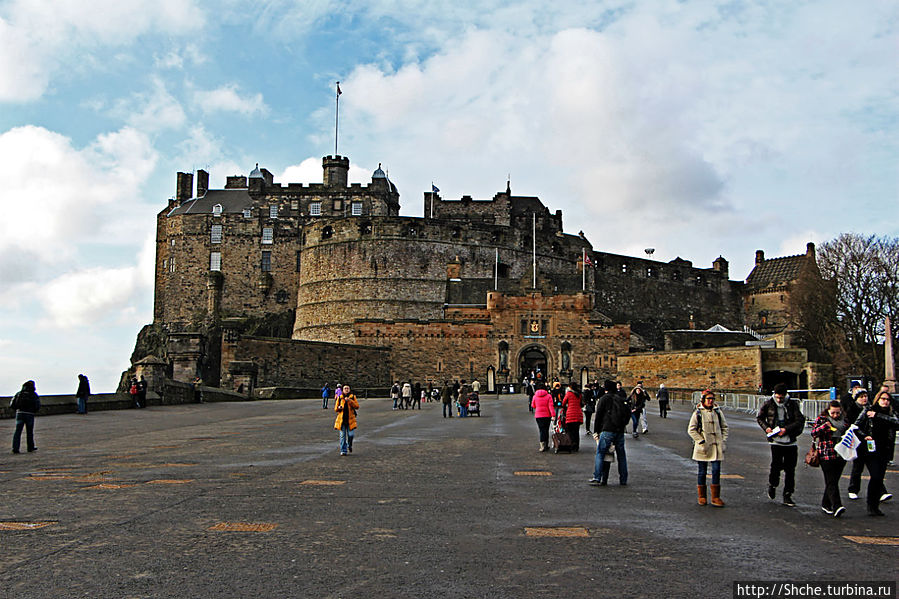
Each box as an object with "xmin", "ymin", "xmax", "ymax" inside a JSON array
[
  {"xmin": 254, "ymin": 386, "xmax": 391, "ymax": 400},
  {"xmin": 1, "ymin": 382, "xmax": 248, "ymax": 419},
  {"xmin": 618, "ymin": 346, "xmax": 763, "ymax": 393}
]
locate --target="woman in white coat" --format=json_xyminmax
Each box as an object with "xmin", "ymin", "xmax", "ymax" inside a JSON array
[{"xmin": 688, "ymin": 389, "xmax": 729, "ymax": 507}]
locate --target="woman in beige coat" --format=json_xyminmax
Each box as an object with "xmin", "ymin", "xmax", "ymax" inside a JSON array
[{"xmin": 687, "ymin": 389, "xmax": 729, "ymax": 506}]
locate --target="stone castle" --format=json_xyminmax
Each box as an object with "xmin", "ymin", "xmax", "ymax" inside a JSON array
[{"xmin": 131, "ymin": 154, "xmax": 828, "ymax": 395}]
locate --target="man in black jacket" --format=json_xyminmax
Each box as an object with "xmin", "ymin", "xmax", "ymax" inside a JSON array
[
  {"xmin": 841, "ymin": 387, "xmax": 870, "ymax": 500},
  {"xmin": 11, "ymin": 380, "xmax": 40, "ymax": 454},
  {"xmin": 756, "ymin": 383, "xmax": 805, "ymax": 506},
  {"xmin": 589, "ymin": 380, "xmax": 633, "ymax": 486}
]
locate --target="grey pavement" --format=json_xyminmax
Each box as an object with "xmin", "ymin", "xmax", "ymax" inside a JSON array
[{"xmin": 1, "ymin": 396, "xmax": 897, "ymax": 598}]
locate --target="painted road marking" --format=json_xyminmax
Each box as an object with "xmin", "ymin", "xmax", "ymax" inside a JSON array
[
  {"xmin": 82, "ymin": 483, "xmax": 138, "ymax": 490},
  {"xmin": 514, "ymin": 471, "xmax": 553, "ymax": 476},
  {"xmin": 0, "ymin": 521, "xmax": 56, "ymax": 531},
  {"xmin": 147, "ymin": 479, "xmax": 195, "ymax": 485},
  {"xmin": 719, "ymin": 474, "xmax": 744, "ymax": 479},
  {"xmin": 843, "ymin": 536, "xmax": 899, "ymax": 546},
  {"xmin": 524, "ymin": 527, "xmax": 589, "ymax": 537},
  {"xmin": 300, "ymin": 480, "xmax": 346, "ymax": 486},
  {"xmin": 209, "ymin": 522, "xmax": 278, "ymax": 532}
]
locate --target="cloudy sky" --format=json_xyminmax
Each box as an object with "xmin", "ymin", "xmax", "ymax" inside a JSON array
[{"xmin": 1, "ymin": 0, "xmax": 896, "ymax": 394}]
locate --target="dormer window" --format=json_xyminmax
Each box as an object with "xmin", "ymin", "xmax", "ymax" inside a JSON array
[
  {"xmin": 243, "ymin": 209, "xmax": 252, "ymax": 219},
  {"xmin": 310, "ymin": 202, "xmax": 322, "ymax": 216},
  {"xmin": 212, "ymin": 204, "xmax": 223, "ymax": 216},
  {"xmin": 351, "ymin": 201, "xmax": 363, "ymax": 216}
]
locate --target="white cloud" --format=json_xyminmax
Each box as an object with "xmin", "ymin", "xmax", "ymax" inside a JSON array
[
  {"xmin": 37, "ymin": 266, "xmax": 143, "ymax": 329},
  {"xmin": 0, "ymin": 0, "xmax": 205, "ymax": 102},
  {"xmin": 113, "ymin": 78, "xmax": 187, "ymax": 132},
  {"xmin": 0, "ymin": 125, "xmax": 157, "ymax": 280},
  {"xmin": 280, "ymin": 157, "xmax": 373, "ymax": 187},
  {"xmin": 192, "ymin": 84, "xmax": 268, "ymax": 116}
]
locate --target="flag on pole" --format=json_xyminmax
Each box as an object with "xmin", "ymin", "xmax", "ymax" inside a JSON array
[
  {"xmin": 584, "ymin": 254, "xmax": 594, "ymax": 267},
  {"xmin": 432, "ymin": 184, "xmax": 440, "ymax": 193},
  {"xmin": 336, "ymin": 82, "xmax": 342, "ymax": 96}
]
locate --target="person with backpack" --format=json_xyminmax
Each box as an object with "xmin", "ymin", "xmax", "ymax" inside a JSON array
[
  {"xmin": 589, "ymin": 380, "xmax": 633, "ymax": 486},
  {"xmin": 334, "ymin": 384, "xmax": 359, "ymax": 456},
  {"xmin": 11, "ymin": 380, "xmax": 40, "ymax": 454},
  {"xmin": 756, "ymin": 382, "xmax": 805, "ymax": 507},
  {"xmin": 687, "ymin": 389, "xmax": 729, "ymax": 507}
]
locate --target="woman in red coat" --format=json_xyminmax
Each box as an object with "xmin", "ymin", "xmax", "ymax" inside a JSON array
[{"xmin": 562, "ymin": 382, "xmax": 584, "ymax": 452}]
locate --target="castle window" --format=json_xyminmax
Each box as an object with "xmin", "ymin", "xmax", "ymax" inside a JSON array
[
  {"xmin": 452, "ymin": 227, "xmax": 461, "ymax": 239},
  {"xmin": 290, "ymin": 200, "xmax": 299, "ymax": 211},
  {"xmin": 321, "ymin": 226, "xmax": 333, "ymax": 240},
  {"xmin": 497, "ymin": 263, "xmax": 510, "ymax": 278},
  {"xmin": 310, "ymin": 202, "xmax": 322, "ymax": 216},
  {"xmin": 333, "ymin": 199, "xmax": 343, "ymax": 211},
  {"xmin": 492, "ymin": 231, "xmax": 502, "ymax": 243},
  {"xmin": 243, "ymin": 209, "xmax": 252, "ymax": 219},
  {"xmin": 646, "ymin": 267, "xmax": 655, "ymax": 278},
  {"xmin": 169, "ymin": 258, "xmax": 175, "ymax": 273},
  {"xmin": 171, "ymin": 239, "xmax": 175, "ymax": 247},
  {"xmin": 269, "ymin": 205, "xmax": 278, "ymax": 219},
  {"xmin": 672, "ymin": 270, "xmax": 681, "ymax": 281},
  {"xmin": 407, "ymin": 227, "xmax": 417, "ymax": 237},
  {"xmin": 621, "ymin": 264, "xmax": 628, "ymax": 274},
  {"xmin": 275, "ymin": 289, "xmax": 288, "ymax": 304},
  {"xmin": 261, "ymin": 227, "xmax": 273, "ymax": 244},
  {"xmin": 359, "ymin": 221, "xmax": 372, "ymax": 235},
  {"xmin": 696, "ymin": 275, "xmax": 704, "ymax": 286},
  {"xmin": 210, "ymin": 252, "xmax": 221, "ymax": 271},
  {"xmin": 261, "ymin": 251, "xmax": 271, "ymax": 272},
  {"xmin": 211, "ymin": 225, "xmax": 222, "ymax": 244},
  {"xmin": 351, "ymin": 201, "xmax": 363, "ymax": 216},
  {"xmin": 212, "ymin": 204, "xmax": 223, "ymax": 216}
]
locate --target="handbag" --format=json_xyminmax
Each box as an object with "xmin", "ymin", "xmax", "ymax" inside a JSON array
[{"xmin": 804, "ymin": 442, "xmax": 820, "ymax": 468}]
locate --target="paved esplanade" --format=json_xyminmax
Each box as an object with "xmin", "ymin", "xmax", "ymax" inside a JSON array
[{"xmin": 1, "ymin": 397, "xmax": 896, "ymax": 598}]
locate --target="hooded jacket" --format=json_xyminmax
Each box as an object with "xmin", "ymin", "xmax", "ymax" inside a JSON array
[
  {"xmin": 756, "ymin": 394, "xmax": 804, "ymax": 443},
  {"xmin": 531, "ymin": 389, "xmax": 555, "ymax": 419}
]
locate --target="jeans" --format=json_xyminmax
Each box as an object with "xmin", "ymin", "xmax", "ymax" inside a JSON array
[
  {"xmin": 12, "ymin": 413, "xmax": 36, "ymax": 452},
  {"xmin": 593, "ymin": 431, "xmax": 627, "ymax": 484},
  {"xmin": 697, "ymin": 460, "xmax": 721, "ymax": 485},
  {"xmin": 443, "ymin": 402, "xmax": 453, "ymax": 417},
  {"xmin": 77, "ymin": 396, "xmax": 87, "ymax": 414},
  {"xmin": 820, "ymin": 458, "xmax": 846, "ymax": 510},
  {"xmin": 338, "ymin": 425, "xmax": 354, "ymax": 454},
  {"xmin": 768, "ymin": 444, "xmax": 798, "ymax": 495},
  {"xmin": 536, "ymin": 417, "xmax": 551, "ymax": 444},
  {"xmin": 322, "ymin": 396, "xmax": 328, "ymax": 409}
]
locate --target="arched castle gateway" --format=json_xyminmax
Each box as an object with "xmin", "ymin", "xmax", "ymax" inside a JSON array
[{"xmin": 135, "ymin": 154, "xmax": 829, "ymax": 395}]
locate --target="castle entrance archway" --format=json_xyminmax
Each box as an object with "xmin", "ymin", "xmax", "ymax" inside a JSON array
[{"xmin": 519, "ymin": 345, "xmax": 548, "ymax": 382}]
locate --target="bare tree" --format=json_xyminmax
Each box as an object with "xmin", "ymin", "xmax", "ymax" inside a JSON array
[{"xmin": 798, "ymin": 233, "xmax": 899, "ymax": 381}]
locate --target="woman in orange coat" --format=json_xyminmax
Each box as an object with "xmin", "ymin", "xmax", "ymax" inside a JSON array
[{"xmin": 334, "ymin": 385, "xmax": 359, "ymax": 456}]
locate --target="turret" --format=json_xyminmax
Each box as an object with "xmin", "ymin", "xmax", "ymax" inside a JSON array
[{"xmin": 323, "ymin": 155, "xmax": 349, "ymax": 188}]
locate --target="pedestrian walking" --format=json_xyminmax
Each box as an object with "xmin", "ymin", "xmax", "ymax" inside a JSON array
[
  {"xmin": 589, "ymin": 380, "xmax": 632, "ymax": 486},
  {"xmin": 391, "ymin": 382, "xmax": 400, "ymax": 410},
  {"xmin": 629, "ymin": 385, "xmax": 649, "ymax": 437},
  {"xmin": 75, "ymin": 373, "xmax": 90, "ymax": 415},
  {"xmin": 137, "ymin": 376, "xmax": 148, "ymax": 408},
  {"xmin": 582, "ymin": 382, "xmax": 597, "ymax": 434},
  {"xmin": 756, "ymin": 383, "xmax": 805, "ymax": 506},
  {"xmin": 321, "ymin": 382, "xmax": 331, "ymax": 409},
  {"xmin": 334, "ymin": 385, "xmax": 359, "ymax": 456},
  {"xmin": 401, "ymin": 381, "xmax": 412, "ymax": 410},
  {"xmin": 687, "ymin": 390, "xmax": 728, "ymax": 507},
  {"xmin": 10, "ymin": 380, "xmax": 40, "ymax": 454},
  {"xmin": 852, "ymin": 389, "xmax": 899, "ymax": 516},
  {"xmin": 842, "ymin": 387, "xmax": 871, "ymax": 500},
  {"xmin": 562, "ymin": 382, "xmax": 584, "ymax": 452},
  {"xmin": 531, "ymin": 382, "xmax": 555, "ymax": 452},
  {"xmin": 441, "ymin": 381, "xmax": 453, "ymax": 418},
  {"xmin": 657, "ymin": 384, "xmax": 670, "ymax": 418},
  {"xmin": 810, "ymin": 400, "xmax": 848, "ymax": 517}
]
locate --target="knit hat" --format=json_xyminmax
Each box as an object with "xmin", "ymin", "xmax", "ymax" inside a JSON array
[{"xmin": 852, "ymin": 388, "xmax": 868, "ymax": 400}]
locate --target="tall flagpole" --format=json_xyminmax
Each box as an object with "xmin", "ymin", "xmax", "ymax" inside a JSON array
[
  {"xmin": 532, "ymin": 212, "xmax": 537, "ymax": 289},
  {"xmin": 494, "ymin": 248, "xmax": 499, "ymax": 291},
  {"xmin": 335, "ymin": 82, "xmax": 341, "ymax": 155}
]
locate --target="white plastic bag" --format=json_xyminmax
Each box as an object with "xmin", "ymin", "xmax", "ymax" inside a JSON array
[{"xmin": 834, "ymin": 425, "xmax": 861, "ymax": 462}]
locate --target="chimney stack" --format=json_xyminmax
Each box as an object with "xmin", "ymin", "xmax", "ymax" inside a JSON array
[
  {"xmin": 196, "ymin": 169, "xmax": 209, "ymax": 197},
  {"xmin": 176, "ymin": 172, "xmax": 194, "ymax": 204},
  {"xmin": 755, "ymin": 250, "xmax": 765, "ymax": 265}
]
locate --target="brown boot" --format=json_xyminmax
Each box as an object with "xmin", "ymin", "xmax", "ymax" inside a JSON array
[
  {"xmin": 710, "ymin": 484, "xmax": 725, "ymax": 507},
  {"xmin": 697, "ymin": 485, "xmax": 707, "ymax": 505}
]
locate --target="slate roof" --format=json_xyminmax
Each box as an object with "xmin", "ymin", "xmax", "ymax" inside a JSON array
[
  {"xmin": 168, "ymin": 189, "xmax": 254, "ymax": 216},
  {"xmin": 745, "ymin": 254, "xmax": 806, "ymax": 291}
]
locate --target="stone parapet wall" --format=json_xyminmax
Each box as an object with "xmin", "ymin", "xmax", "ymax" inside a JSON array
[{"xmin": 618, "ymin": 346, "xmax": 763, "ymax": 392}]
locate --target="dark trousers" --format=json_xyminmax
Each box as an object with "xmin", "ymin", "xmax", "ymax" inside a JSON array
[
  {"xmin": 847, "ymin": 448, "xmax": 868, "ymax": 493},
  {"xmin": 565, "ymin": 422, "xmax": 581, "ymax": 451},
  {"xmin": 865, "ymin": 452, "xmax": 889, "ymax": 510},
  {"xmin": 768, "ymin": 444, "xmax": 798, "ymax": 495},
  {"xmin": 12, "ymin": 413, "xmax": 35, "ymax": 452},
  {"xmin": 536, "ymin": 417, "xmax": 551, "ymax": 444},
  {"xmin": 659, "ymin": 402, "xmax": 669, "ymax": 418},
  {"xmin": 820, "ymin": 458, "xmax": 846, "ymax": 510},
  {"xmin": 442, "ymin": 402, "xmax": 453, "ymax": 418},
  {"xmin": 584, "ymin": 411, "xmax": 593, "ymax": 432}
]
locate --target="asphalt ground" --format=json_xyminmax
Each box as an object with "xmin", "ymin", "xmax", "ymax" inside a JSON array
[{"xmin": 1, "ymin": 396, "xmax": 897, "ymax": 599}]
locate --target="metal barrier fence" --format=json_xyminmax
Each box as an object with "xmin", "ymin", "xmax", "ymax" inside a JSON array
[{"xmin": 688, "ymin": 391, "xmax": 833, "ymax": 423}]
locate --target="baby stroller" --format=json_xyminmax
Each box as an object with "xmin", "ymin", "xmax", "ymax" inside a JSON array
[
  {"xmin": 551, "ymin": 414, "xmax": 573, "ymax": 453},
  {"xmin": 467, "ymin": 392, "xmax": 480, "ymax": 416}
]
